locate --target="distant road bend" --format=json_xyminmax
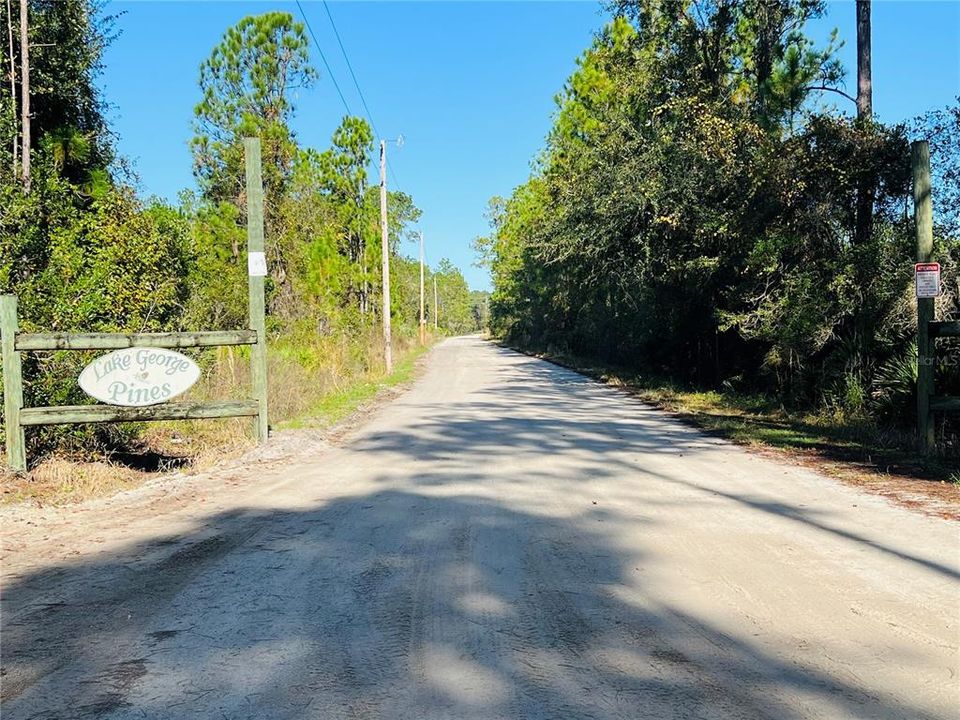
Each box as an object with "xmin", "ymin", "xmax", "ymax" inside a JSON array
[{"xmin": 2, "ymin": 336, "xmax": 957, "ymax": 719}]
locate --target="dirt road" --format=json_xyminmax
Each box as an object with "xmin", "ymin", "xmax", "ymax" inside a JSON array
[{"xmin": 2, "ymin": 337, "xmax": 957, "ymax": 719}]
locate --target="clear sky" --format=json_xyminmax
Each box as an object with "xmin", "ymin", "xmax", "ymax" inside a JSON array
[{"xmin": 100, "ymin": 1, "xmax": 959, "ymax": 292}]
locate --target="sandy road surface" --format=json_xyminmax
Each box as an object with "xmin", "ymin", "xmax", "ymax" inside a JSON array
[{"xmin": 2, "ymin": 336, "xmax": 958, "ymax": 719}]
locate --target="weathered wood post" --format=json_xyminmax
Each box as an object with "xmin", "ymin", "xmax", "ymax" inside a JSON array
[
  {"xmin": 1, "ymin": 295, "xmax": 26, "ymax": 471},
  {"xmin": 912, "ymin": 141, "xmax": 934, "ymax": 454},
  {"xmin": 244, "ymin": 137, "xmax": 269, "ymax": 443}
]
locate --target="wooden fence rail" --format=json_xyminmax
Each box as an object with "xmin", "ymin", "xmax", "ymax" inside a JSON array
[
  {"xmin": 19, "ymin": 400, "xmax": 260, "ymax": 426},
  {"xmin": 15, "ymin": 330, "xmax": 257, "ymax": 351},
  {"xmin": 929, "ymin": 322, "xmax": 960, "ymax": 339},
  {"xmin": 1, "ymin": 137, "xmax": 270, "ymax": 472}
]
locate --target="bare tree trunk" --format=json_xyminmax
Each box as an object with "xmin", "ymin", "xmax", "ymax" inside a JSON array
[
  {"xmin": 854, "ymin": 0, "xmax": 873, "ymax": 246},
  {"xmin": 361, "ymin": 243, "xmax": 368, "ymax": 315},
  {"xmin": 18, "ymin": 0, "xmax": 28, "ymax": 191},
  {"xmin": 5, "ymin": 0, "xmax": 16, "ymax": 181},
  {"xmin": 856, "ymin": 0, "xmax": 872, "ymax": 118}
]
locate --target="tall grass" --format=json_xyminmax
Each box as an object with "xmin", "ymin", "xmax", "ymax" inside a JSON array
[
  {"xmin": 1, "ymin": 324, "xmax": 432, "ymax": 504},
  {"xmin": 147, "ymin": 323, "xmax": 422, "ymax": 453}
]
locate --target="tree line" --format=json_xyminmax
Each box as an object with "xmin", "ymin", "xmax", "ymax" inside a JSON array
[
  {"xmin": 476, "ymin": 0, "xmax": 958, "ymax": 449},
  {"xmin": 0, "ymin": 3, "xmax": 483, "ymax": 458}
]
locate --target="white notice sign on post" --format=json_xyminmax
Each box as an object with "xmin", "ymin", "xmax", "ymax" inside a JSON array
[
  {"xmin": 915, "ymin": 262, "xmax": 941, "ymax": 299},
  {"xmin": 248, "ymin": 251, "xmax": 268, "ymax": 277}
]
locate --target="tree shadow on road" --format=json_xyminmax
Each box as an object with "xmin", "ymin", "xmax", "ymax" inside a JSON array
[
  {"xmin": 2, "ymin": 487, "xmax": 947, "ymax": 719},
  {"xmin": 363, "ymin": 346, "xmax": 960, "ymax": 583}
]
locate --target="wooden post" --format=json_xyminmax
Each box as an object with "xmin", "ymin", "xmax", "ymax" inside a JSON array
[
  {"xmin": 913, "ymin": 141, "xmax": 934, "ymax": 454},
  {"xmin": 1, "ymin": 295, "xmax": 26, "ymax": 471},
  {"xmin": 244, "ymin": 138, "xmax": 269, "ymax": 443},
  {"xmin": 380, "ymin": 140, "xmax": 393, "ymax": 372},
  {"xmin": 433, "ymin": 276, "xmax": 438, "ymax": 330}
]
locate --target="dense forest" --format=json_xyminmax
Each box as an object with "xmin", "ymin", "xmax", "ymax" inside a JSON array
[
  {"xmin": 0, "ymin": 2, "xmax": 484, "ymax": 461},
  {"xmin": 476, "ymin": 0, "xmax": 958, "ymax": 454}
]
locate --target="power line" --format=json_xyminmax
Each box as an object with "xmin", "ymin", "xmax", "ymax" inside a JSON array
[
  {"xmin": 297, "ymin": 0, "xmax": 406, "ymax": 194},
  {"xmin": 387, "ymin": 160, "xmax": 404, "ymax": 200},
  {"xmin": 319, "ymin": 0, "xmax": 405, "ymax": 193},
  {"xmin": 295, "ymin": 0, "xmax": 352, "ymax": 116},
  {"xmin": 321, "ymin": 0, "xmax": 381, "ymax": 140}
]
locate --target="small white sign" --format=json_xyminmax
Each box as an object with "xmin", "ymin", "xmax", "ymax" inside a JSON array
[
  {"xmin": 248, "ymin": 251, "xmax": 268, "ymax": 277},
  {"xmin": 78, "ymin": 348, "xmax": 201, "ymax": 406},
  {"xmin": 915, "ymin": 262, "xmax": 941, "ymax": 299}
]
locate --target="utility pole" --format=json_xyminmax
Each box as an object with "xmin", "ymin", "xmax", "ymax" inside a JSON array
[
  {"xmin": 379, "ymin": 139, "xmax": 392, "ymax": 372},
  {"xmin": 18, "ymin": 0, "xmax": 28, "ymax": 191},
  {"xmin": 6, "ymin": 0, "xmax": 17, "ymax": 180},
  {"xmin": 433, "ymin": 276, "xmax": 438, "ymax": 330},
  {"xmin": 419, "ymin": 231, "xmax": 425, "ymax": 345}
]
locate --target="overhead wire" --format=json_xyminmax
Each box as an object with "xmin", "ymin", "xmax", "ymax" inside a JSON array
[
  {"xmin": 296, "ymin": 0, "xmax": 410, "ymax": 227},
  {"xmin": 321, "ymin": 0, "xmax": 381, "ymax": 140},
  {"xmin": 315, "ymin": 0, "xmax": 406, "ymax": 194},
  {"xmin": 295, "ymin": 0, "xmax": 352, "ymax": 116}
]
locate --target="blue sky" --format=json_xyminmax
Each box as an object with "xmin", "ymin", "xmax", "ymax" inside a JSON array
[{"xmin": 101, "ymin": 1, "xmax": 959, "ymax": 291}]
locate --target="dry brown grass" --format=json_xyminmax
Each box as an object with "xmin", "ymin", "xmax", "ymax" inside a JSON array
[
  {"xmin": 1, "ymin": 457, "xmax": 148, "ymax": 506},
  {"xmin": 2, "ymin": 328, "xmax": 426, "ymax": 507}
]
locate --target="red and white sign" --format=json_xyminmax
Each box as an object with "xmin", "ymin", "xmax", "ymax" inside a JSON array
[{"xmin": 915, "ymin": 262, "xmax": 941, "ymax": 299}]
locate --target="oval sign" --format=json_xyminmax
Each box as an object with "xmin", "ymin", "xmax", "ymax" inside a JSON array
[{"xmin": 78, "ymin": 348, "xmax": 201, "ymax": 407}]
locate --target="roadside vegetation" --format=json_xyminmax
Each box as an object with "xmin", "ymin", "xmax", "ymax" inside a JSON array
[
  {"xmin": 477, "ymin": 1, "xmax": 959, "ymax": 471},
  {"xmin": 524, "ymin": 347, "xmax": 960, "ymax": 499},
  {"xmin": 0, "ymin": 3, "xmax": 486, "ymax": 490}
]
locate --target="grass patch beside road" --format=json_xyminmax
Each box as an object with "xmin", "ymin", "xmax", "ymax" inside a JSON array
[{"xmin": 281, "ymin": 341, "xmax": 432, "ymax": 430}]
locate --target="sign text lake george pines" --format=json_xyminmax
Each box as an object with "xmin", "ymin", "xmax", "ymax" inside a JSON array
[{"xmin": 78, "ymin": 348, "xmax": 201, "ymax": 407}]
